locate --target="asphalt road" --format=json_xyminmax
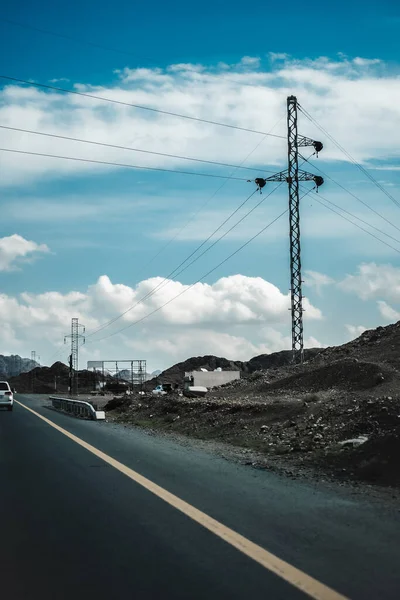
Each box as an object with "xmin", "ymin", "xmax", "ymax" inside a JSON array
[{"xmin": 1, "ymin": 396, "xmax": 399, "ymax": 600}]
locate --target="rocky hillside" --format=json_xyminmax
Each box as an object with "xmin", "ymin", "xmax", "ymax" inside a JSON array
[
  {"xmin": 147, "ymin": 348, "xmax": 321, "ymax": 388},
  {"xmin": 9, "ymin": 362, "xmax": 96, "ymax": 394},
  {"xmin": 312, "ymin": 323, "xmax": 400, "ymax": 370},
  {"xmin": 0, "ymin": 354, "xmax": 39, "ymax": 378},
  {"xmin": 108, "ymin": 320, "xmax": 400, "ymax": 488}
]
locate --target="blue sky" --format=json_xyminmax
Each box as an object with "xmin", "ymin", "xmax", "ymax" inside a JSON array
[{"xmin": 0, "ymin": 0, "xmax": 399, "ymax": 370}]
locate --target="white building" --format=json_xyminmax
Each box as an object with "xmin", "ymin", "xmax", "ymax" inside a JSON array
[{"xmin": 184, "ymin": 369, "xmax": 240, "ymax": 388}]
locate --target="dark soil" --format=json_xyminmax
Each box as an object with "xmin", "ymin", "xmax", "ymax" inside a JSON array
[{"xmin": 107, "ymin": 320, "xmax": 400, "ymax": 489}]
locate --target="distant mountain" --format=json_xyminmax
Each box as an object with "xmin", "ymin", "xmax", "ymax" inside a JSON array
[
  {"xmin": 115, "ymin": 369, "xmax": 157, "ymax": 382},
  {"xmin": 144, "ymin": 350, "xmax": 322, "ymax": 388},
  {"xmin": 0, "ymin": 355, "xmax": 39, "ymax": 379}
]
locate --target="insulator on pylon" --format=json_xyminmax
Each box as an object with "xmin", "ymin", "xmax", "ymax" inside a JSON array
[
  {"xmin": 314, "ymin": 175, "xmax": 324, "ymax": 190},
  {"xmin": 313, "ymin": 141, "xmax": 323, "ymax": 156},
  {"xmin": 255, "ymin": 177, "xmax": 267, "ymax": 191}
]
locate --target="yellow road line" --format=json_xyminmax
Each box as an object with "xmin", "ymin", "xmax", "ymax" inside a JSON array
[{"xmin": 16, "ymin": 400, "xmax": 349, "ymax": 600}]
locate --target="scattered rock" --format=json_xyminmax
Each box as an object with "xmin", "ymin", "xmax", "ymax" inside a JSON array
[{"xmin": 339, "ymin": 435, "xmax": 369, "ymax": 448}]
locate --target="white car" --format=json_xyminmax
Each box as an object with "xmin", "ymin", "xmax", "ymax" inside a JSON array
[{"xmin": 0, "ymin": 381, "xmax": 14, "ymax": 411}]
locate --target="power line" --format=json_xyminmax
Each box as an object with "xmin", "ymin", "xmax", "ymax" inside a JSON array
[
  {"xmin": 0, "ymin": 75, "xmax": 286, "ymax": 139},
  {"xmin": 0, "ymin": 147, "xmax": 249, "ymax": 181},
  {"xmin": 298, "ymin": 103, "xmax": 400, "ymax": 210},
  {"xmin": 165, "ymin": 184, "xmax": 283, "ymax": 279},
  {"xmin": 85, "ymin": 117, "xmax": 285, "ymax": 339},
  {"xmin": 298, "ymin": 152, "xmax": 400, "ymax": 236},
  {"xmin": 308, "ymin": 189, "xmax": 400, "ymax": 246},
  {"xmin": 86, "ymin": 127, "xmax": 290, "ymax": 339},
  {"xmin": 92, "ymin": 148, "xmax": 309, "ymax": 343},
  {"xmin": 116, "ymin": 117, "xmax": 285, "ymax": 285},
  {"xmin": 0, "ymin": 124, "xmax": 276, "ymax": 174},
  {"xmin": 306, "ymin": 190, "xmax": 400, "ymax": 255},
  {"xmin": 87, "ymin": 208, "xmax": 288, "ymax": 344},
  {"xmin": 0, "ymin": 18, "xmax": 282, "ymax": 92},
  {"xmin": 0, "ymin": 17, "xmax": 159, "ymax": 62},
  {"xmin": 85, "ymin": 187, "xmax": 260, "ymax": 338},
  {"xmin": 87, "ymin": 183, "xmax": 283, "ymax": 340}
]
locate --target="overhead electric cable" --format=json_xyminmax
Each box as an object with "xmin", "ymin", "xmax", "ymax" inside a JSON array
[
  {"xmin": 308, "ymin": 190, "xmax": 400, "ymax": 246},
  {"xmin": 298, "ymin": 103, "xmax": 400, "ymax": 210},
  {"xmin": 0, "ymin": 124, "xmax": 276, "ymax": 173},
  {"xmin": 0, "ymin": 147, "xmax": 249, "ymax": 181},
  {"xmin": 304, "ymin": 189, "xmax": 400, "ymax": 255},
  {"xmin": 86, "ymin": 150, "xmax": 306, "ymax": 339},
  {"xmin": 86, "ymin": 208, "xmax": 288, "ymax": 343},
  {"xmin": 112, "ymin": 115, "xmax": 286, "ymax": 276},
  {"xmin": 0, "ymin": 17, "xmax": 159, "ymax": 62},
  {"xmin": 85, "ymin": 187, "xmax": 260, "ymax": 338},
  {"xmin": 86, "ymin": 183, "xmax": 283, "ymax": 339},
  {"xmin": 84, "ymin": 116, "xmax": 285, "ymax": 339},
  {"xmin": 299, "ymin": 153, "xmax": 400, "ymax": 236},
  {"xmin": 0, "ymin": 19, "xmax": 284, "ymax": 92},
  {"xmin": 0, "ymin": 75, "xmax": 286, "ymax": 138}
]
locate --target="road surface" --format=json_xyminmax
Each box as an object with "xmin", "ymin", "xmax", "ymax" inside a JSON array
[{"xmin": 1, "ymin": 395, "xmax": 399, "ymax": 600}]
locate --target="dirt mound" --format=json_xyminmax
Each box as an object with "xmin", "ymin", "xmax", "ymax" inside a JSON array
[
  {"xmin": 247, "ymin": 349, "xmax": 321, "ymax": 371},
  {"xmin": 145, "ymin": 354, "xmax": 245, "ymax": 388},
  {"xmin": 9, "ymin": 362, "xmax": 94, "ymax": 394},
  {"xmin": 107, "ymin": 319, "xmax": 400, "ymax": 488},
  {"xmin": 313, "ymin": 321, "xmax": 400, "ymax": 370},
  {"xmin": 325, "ymin": 434, "xmax": 400, "ymax": 486},
  {"xmin": 264, "ymin": 360, "xmax": 393, "ymax": 393},
  {"xmin": 147, "ymin": 348, "xmax": 322, "ymax": 389}
]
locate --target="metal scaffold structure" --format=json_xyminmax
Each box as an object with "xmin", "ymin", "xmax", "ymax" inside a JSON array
[{"xmin": 87, "ymin": 360, "xmax": 147, "ymax": 391}]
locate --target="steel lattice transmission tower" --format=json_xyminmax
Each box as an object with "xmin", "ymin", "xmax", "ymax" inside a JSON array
[
  {"xmin": 252, "ymin": 96, "xmax": 324, "ymax": 364},
  {"xmin": 64, "ymin": 318, "xmax": 85, "ymax": 395}
]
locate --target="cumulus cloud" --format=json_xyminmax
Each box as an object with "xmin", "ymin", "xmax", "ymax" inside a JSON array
[
  {"xmin": 0, "ymin": 274, "xmax": 322, "ymax": 370},
  {"xmin": 339, "ymin": 262, "xmax": 400, "ymax": 302},
  {"xmin": 1, "ymin": 54, "xmax": 400, "ymax": 186},
  {"xmin": 377, "ymin": 300, "xmax": 400, "ymax": 321},
  {"xmin": 0, "ymin": 234, "xmax": 49, "ymax": 271},
  {"xmin": 345, "ymin": 324, "xmax": 367, "ymax": 338},
  {"xmin": 304, "ymin": 270, "xmax": 335, "ymax": 295}
]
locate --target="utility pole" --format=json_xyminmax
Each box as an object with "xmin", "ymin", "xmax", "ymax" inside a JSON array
[
  {"xmin": 64, "ymin": 318, "xmax": 85, "ymax": 396},
  {"xmin": 252, "ymin": 96, "xmax": 323, "ymax": 364}
]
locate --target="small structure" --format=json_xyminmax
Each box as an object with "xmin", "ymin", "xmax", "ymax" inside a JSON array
[
  {"xmin": 87, "ymin": 360, "xmax": 147, "ymax": 391},
  {"xmin": 184, "ymin": 369, "xmax": 240, "ymax": 388}
]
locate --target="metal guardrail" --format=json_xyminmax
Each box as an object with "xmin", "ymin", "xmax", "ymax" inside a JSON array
[{"xmin": 49, "ymin": 396, "xmax": 105, "ymax": 421}]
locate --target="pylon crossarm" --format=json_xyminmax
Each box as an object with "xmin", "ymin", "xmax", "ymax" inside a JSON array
[
  {"xmin": 297, "ymin": 170, "xmax": 324, "ymax": 185},
  {"xmin": 298, "ymin": 136, "xmax": 323, "ymax": 155},
  {"xmin": 264, "ymin": 169, "xmax": 287, "ymax": 182}
]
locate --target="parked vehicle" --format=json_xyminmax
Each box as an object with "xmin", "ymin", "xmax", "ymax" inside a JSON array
[
  {"xmin": 0, "ymin": 381, "xmax": 14, "ymax": 411},
  {"xmin": 152, "ymin": 384, "xmax": 168, "ymax": 395},
  {"xmin": 183, "ymin": 386, "xmax": 207, "ymax": 398}
]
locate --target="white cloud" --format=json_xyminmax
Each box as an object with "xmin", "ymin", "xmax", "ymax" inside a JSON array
[
  {"xmin": 87, "ymin": 273, "xmax": 323, "ymax": 326},
  {"xmin": 345, "ymin": 324, "xmax": 367, "ymax": 338},
  {"xmin": 0, "ymin": 234, "xmax": 49, "ymax": 271},
  {"xmin": 304, "ymin": 270, "xmax": 335, "ymax": 295},
  {"xmin": 1, "ymin": 194, "xmax": 155, "ymax": 223},
  {"xmin": 0, "ymin": 273, "xmax": 322, "ymax": 370},
  {"xmin": 1, "ymin": 54, "xmax": 400, "ymax": 187},
  {"xmin": 377, "ymin": 300, "xmax": 400, "ymax": 321},
  {"xmin": 352, "ymin": 57, "xmax": 381, "ymax": 67},
  {"xmin": 268, "ymin": 52, "xmax": 289, "ymax": 62},
  {"xmin": 238, "ymin": 56, "xmax": 261, "ymax": 68},
  {"xmin": 371, "ymin": 166, "xmax": 400, "ymax": 171},
  {"xmin": 339, "ymin": 262, "xmax": 400, "ymax": 302}
]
